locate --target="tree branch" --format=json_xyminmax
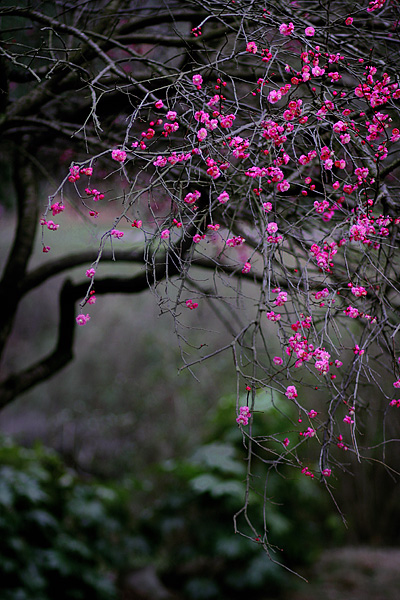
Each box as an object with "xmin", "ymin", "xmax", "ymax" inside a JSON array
[
  {"xmin": 0, "ymin": 155, "xmax": 38, "ymax": 361},
  {"xmin": 20, "ymin": 248, "xmax": 145, "ymax": 296}
]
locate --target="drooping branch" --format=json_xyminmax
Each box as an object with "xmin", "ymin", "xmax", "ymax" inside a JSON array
[{"xmin": 0, "ymin": 184, "xmax": 214, "ymax": 405}]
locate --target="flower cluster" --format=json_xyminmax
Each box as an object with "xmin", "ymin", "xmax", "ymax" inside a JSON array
[
  {"xmin": 226, "ymin": 236, "xmax": 245, "ymax": 247},
  {"xmin": 111, "ymin": 149, "xmax": 127, "ymax": 162},
  {"xmin": 236, "ymin": 406, "xmax": 252, "ymax": 426},
  {"xmin": 37, "ymin": 0, "xmax": 400, "ymax": 534},
  {"xmin": 186, "ymin": 299, "xmax": 198, "ymax": 310}
]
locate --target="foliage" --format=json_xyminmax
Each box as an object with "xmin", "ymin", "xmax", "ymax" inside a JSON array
[
  {"xmin": 0, "ymin": 438, "xmax": 136, "ymax": 600},
  {"xmin": 0, "ymin": 408, "xmax": 343, "ymax": 600},
  {"xmin": 134, "ymin": 395, "xmax": 343, "ymax": 599}
]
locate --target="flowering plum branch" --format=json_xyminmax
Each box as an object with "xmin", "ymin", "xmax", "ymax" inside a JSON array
[{"xmin": 1, "ymin": 0, "xmax": 400, "ymax": 557}]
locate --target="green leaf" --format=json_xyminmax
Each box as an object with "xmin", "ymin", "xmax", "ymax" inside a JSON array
[{"xmin": 190, "ymin": 443, "xmax": 244, "ymax": 476}]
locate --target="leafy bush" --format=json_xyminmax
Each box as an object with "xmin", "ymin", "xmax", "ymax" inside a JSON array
[
  {"xmin": 0, "ymin": 393, "xmax": 345, "ymax": 600},
  {"xmin": 134, "ymin": 394, "xmax": 344, "ymax": 599},
  {"xmin": 0, "ymin": 438, "xmax": 135, "ymax": 600}
]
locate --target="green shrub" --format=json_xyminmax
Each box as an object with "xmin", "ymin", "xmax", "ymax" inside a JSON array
[
  {"xmin": 134, "ymin": 394, "xmax": 344, "ymax": 599},
  {"xmin": 0, "ymin": 392, "xmax": 344, "ymax": 600},
  {"xmin": 0, "ymin": 438, "xmax": 135, "ymax": 600}
]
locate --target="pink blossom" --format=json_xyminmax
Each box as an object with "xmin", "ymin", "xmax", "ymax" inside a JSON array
[
  {"xmin": 236, "ymin": 405, "xmax": 252, "ymax": 426},
  {"xmin": 268, "ymin": 89, "xmax": 282, "ymax": 104},
  {"xmin": 391, "ymin": 128, "xmax": 400, "ymax": 142},
  {"xmin": 274, "ymin": 291, "xmax": 287, "ymax": 306},
  {"xmin": 314, "ymin": 200, "xmax": 330, "ymax": 214},
  {"xmin": 76, "ymin": 313, "xmax": 90, "ymax": 326},
  {"xmin": 322, "ymin": 468, "xmax": 332, "ymax": 477},
  {"xmin": 266, "ymin": 311, "xmax": 281, "ymax": 322},
  {"xmin": 367, "ymin": 0, "xmax": 386, "ymax": 12},
  {"xmin": 276, "ymin": 179, "xmax": 290, "ymax": 192},
  {"xmin": 345, "ymin": 17, "xmax": 353, "ymax": 25},
  {"xmin": 110, "ymin": 229, "xmax": 124, "ymax": 239},
  {"xmin": 226, "ymin": 235, "xmax": 245, "ymax": 247},
  {"xmin": 337, "ymin": 434, "xmax": 348, "ymax": 451},
  {"xmin": 46, "ymin": 220, "xmax": 59, "ymax": 231},
  {"xmin": 155, "ymin": 99, "xmax": 164, "ymax": 109},
  {"xmin": 303, "ymin": 427, "xmax": 316, "ymax": 438},
  {"xmin": 186, "ymin": 299, "xmax": 198, "ymax": 310},
  {"xmin": 314, "ymin": 288, "xmax": 329, "ymax": 300},
  {"xmin": 273, "ymin": 356, "xmax": 283, "ymax": 365},
  {"xmin": 207, "ymin": 94, "xmax": 220, "ymax": 107},
  {"xmin": 192, "ymin": 74, "xmax": 203, "ymax": 87},
  {"xmin": 239, "ymin": 406, "xmax": 251, "ymax": 418},
  {"xmin": 153, "ymin": 155, "xmax": 167, "ymax": 167},
  {"xmin": 305, "ymin": 27, "xmax": 315, "ymax": 36},
  {"xmin": 217, "ymin": 191, "xmax": 229, "ymax": 204},
  {"xmin": 283, "ymin": 438, "xmax": 290, "ymax": 447},
  {"xmin": 184, "ymin": 190, "xmax": 201, "ymax": 205},
  {"xmin": 242, "ymin": 262, "xmax": 251, "ymax": 274},
  {"xmin": 246, "ymin": 41, "xmax": 257, "ymax": 53},
  {"xmin": 279, "ymin": 22, "xmax": 294, "ymax": 36},
  {"xmin": 163, "ymin": 122, "xmax": 179, "ymax": 136},
  {"xmin": 142, "ymin": 128, "xmax": 155, "ymax": 139},
  {"xmin": 333, "ymin": 120, "xmax": 347, "ymax": 133},
  {"xmin": 343, "ymin": 415, "xmax": 354, "ymax": 424},
  {"xmin": 355, "ymin": 167, "xmax": 369, "ymax": 180},
  {"xmin": 68, "ymin": 165, "xmax": 80, "ymax": 182},
  {"xmin": 285, "ymin": 385, "xmax": 298, "ymax": 399},
  {"xmin": 301, "ymin": 467, "xmax": 314, "ymax": 478},
  {"xmin": 111, "ymin": 149, "xmax": 127, "ymax": 162},
  {"xmin": 315, "ymin": 359, "xmax": 330, "ymax": 375},
  {"xmin": 80, "ymin": 167, "xmax": 93, "ymax": 176},
  {"xmin": 350, "ymin": 285, "xmax": 367, "ymax": 297},
  {"xmin": 86, "ymin": 268, "xmax": 96, "ymax": 278},
  {"xmin": 206, "ymin": 165, "xmax": 221, "ymax": 179},
  {"xmin": 161, "ymin": 229, "xmax": 170, "ymax": 239},
  {"xmin": 389, "ymin": 399, "xmax": 400, "ymax": 407},
  {"xmin": 344, "ymin": 306, "xmax": 359, "ymax": 318},
  {"xmin": 320, "ymin": 146, "xmax": 331, "ymax": 160},
  {"xmin": 393, "ymin": 380, "xmax": 400, "ymax": 388},
  {"xmin": 220, "ymin": 114, "xmax": 236, "ymax": 128},
  {"xmin": 308, "ymin": 410, "xmax": 318, "ymax": 418},
  {"xmin": 267, "ymin": 222, "xmax": 278, "ymax": 234},
  {"xmin": 312, "ymin": 65, "xmax": 325, "ymax": 77},
  {"xmin": 236, "ymin": 414, "xmax": 249, "ymax": 426},
  {"xmin": 166, "ymin": 110, "xmax": 177, "ymax": 120},
  {"xmin": 197, "ymin": 128, "xmax": 207, "ymax": 141},
  {"xmin": 51, "ymin": 202, "xmax": 65, "ymax": 216}
]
